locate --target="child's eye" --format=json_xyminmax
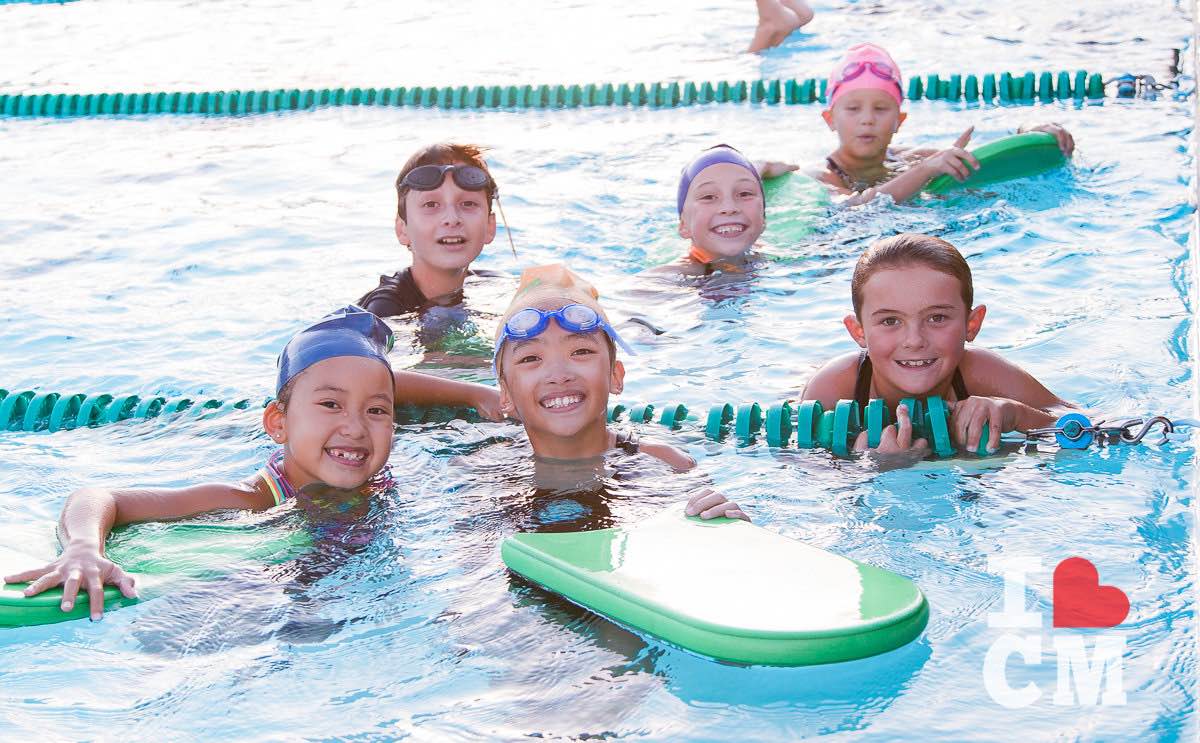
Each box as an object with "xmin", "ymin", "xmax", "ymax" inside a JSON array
[
  {"xmin": 421, "ymin": 200, "xmax": 439, "ymax": 209},
  {"xmin": 571, "ymin": 347, "xmax": 596, "ymax": 357},
  {"xmin": 698, "ymin": 193, "xmax": 716, "ymax": 202},
  {"xmin": 928, "ymin": 314, "xmax": 948, "ymax": 323},
  {"xmin": 516, "ymin": 353, "xmax": 540, "ymax": 365},
  {"xmin": 738, "ymin": 189, "xmax": 759, "ymax": 199},
  {"xmin": 880, "ymin": 317, "xmax": 900, "ymax": 327},
  {"xmin": 368, "ymin": 405, "xmax": 392, "ymax": 416},
  {"xmin": 461, "ymin": 199, "xmax": 479, "ymax": 209},
  {"xmin": 319, "ymin": 400, "xmax": 341, "ymax": 410}
]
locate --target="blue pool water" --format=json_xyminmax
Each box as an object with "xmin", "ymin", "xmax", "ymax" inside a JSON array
[{"xmin": 0, "ymin": 0, "xmax": 1195, "ymax": 739}]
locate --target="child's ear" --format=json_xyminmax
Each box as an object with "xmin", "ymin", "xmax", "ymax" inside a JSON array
[
  {"xmin": 395, "ymin": 215, "xmax": 412, "ymax": 248},
  {"xmin": 497, "ymin": 376, "xmax": 520, "ymax": 421},
  {"xmin": 484, "ymin": 211, "xmax": 497, "ymax": 245},
  {"xmin": 965, "ymin": 304, "xmax": 986, "ymax": 341},
  {"xmin": 677, "ymin": 217, "xmax": 692, "ymax": 241},
  {"xmin": 609, "ymin": 359, "xmax": 626, "ymax": 395},
  {"xmin": 263, "ymin": 400, "xmax": 287, "ymax": 444},
  {"xmin": 821, "ymin": 109, "xmax": 836, "ymax": 130},
  {"xmin": 843, "ymin": 313, "xmax": 867, "ymax": 348}
]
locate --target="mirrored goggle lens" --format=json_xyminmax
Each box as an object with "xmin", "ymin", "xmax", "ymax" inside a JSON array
[
  {"xmin": 560, "ymin": 304, "xmax": 602, "ymax": 330},
  {"xmin": 451, "ymin": 166, "xmax": 492, "ymax": 191},
  {"xmin": 505, "ymin": 308, "xmax": 545, "ymax": 336}
]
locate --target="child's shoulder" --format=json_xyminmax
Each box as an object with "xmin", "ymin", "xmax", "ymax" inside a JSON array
[
  {"xmin": 802, "ymin": 350, "xmax": 864, "ymax": 405},
  {"xmin": 959, "ymin": 346, "xmax": 1055, "ymax": 403}
]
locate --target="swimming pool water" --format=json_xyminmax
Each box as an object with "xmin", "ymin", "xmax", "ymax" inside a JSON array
[{"xmin": 0, "ymin": 0, "xmax": 1195, "ymax": 740}]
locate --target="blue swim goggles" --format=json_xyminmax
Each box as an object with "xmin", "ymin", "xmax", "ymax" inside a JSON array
[{"xmin": 493, "ymin": 304, "xmax": 636, "ymax": 373}]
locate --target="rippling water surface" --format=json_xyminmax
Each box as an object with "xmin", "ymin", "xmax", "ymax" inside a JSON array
[{"xmin": 0, "ymin": 0, "xmax": 1195, "ymax": 740}]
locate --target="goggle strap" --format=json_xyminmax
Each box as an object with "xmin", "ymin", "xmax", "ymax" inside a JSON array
[{"xmin": 495, "ymin": 191, "xmax": 517, "ymax": 259}]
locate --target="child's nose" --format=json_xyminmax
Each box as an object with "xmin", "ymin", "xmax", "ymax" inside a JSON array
[{"xmin": 338, "ymin": 410, "xmax": 369, "ymax": 436}]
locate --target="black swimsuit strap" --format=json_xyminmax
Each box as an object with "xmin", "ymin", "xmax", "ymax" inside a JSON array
[{"xmin": 854, "ymin": 351, "xmax": 971, "ymax": 408}]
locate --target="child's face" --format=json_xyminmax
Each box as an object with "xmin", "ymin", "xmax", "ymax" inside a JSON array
[
  {"xmin": 677, "ymin": 162, "xmax": 765, "ymax": 259},
  {"xmin": 845, "ymin": 265, "xmax": 985, "ymax": 398},
  {"xmin": 498, "ymin": 320, "xmax": 625, "ymax": 445},
  {"xmin": 822, "ymin": 89, "xmax": 907, "ymax": 161},
  {"xmin": 396, "ymin": 168, "xmax": 497, "ymax": 273},
  {"xmin": 267, "ymin": 356, "xmax": 395, "ymax": 490}
]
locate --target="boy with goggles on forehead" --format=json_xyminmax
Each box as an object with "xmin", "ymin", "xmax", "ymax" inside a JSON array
[
  {"xmin": 358, "ymin": 143, "xmax": 514, "ymax": 318},
  {"xmin": 814, "ymin": 43, "xmax": 1075, "ymax": 204},
  {"xmin": 493, "ymin": 264, "xmax": 749, "ymax": 521}
]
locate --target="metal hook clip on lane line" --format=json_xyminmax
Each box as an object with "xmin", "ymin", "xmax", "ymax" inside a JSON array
[{"xmin": 1023, "ymin": 414, "xmax": 1179, "ymax": 449}]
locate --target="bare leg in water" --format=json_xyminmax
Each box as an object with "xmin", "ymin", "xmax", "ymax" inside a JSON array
[{"xmin": 748, "ymin": 0, "xmax": 815, "ymax": 53}]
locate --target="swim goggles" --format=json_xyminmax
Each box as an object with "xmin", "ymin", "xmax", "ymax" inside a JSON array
[
  {"xmin": 399, "ymin": 164, "xmax": 495, "ymax": 194},
  {"xmin": 397, "ymin": 164, "xmax": 517, "ymax": 258},
  {"xmin": 493, "ymin": 304, "xmax": 636, "ymax": 373},
  {"xmin": 828, "ymin": 60, "xmax": 901, "ymax": 99}
]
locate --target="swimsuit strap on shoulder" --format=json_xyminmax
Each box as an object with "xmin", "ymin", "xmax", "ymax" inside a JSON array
[{"xmin": 257, "ymin": 450, "xmax": 299, "ymax": 506}]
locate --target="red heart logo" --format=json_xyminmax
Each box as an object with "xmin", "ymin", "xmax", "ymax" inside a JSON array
[{"xmin": 1053, "ymin": 557, "xmax": 1130, "ymax": 628}]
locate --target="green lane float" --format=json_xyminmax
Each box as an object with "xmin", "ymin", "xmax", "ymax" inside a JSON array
[
  {"xmin": 0, "ymin": 69, "xmax": 1110, "ymax": 119},
  {"xmin": 5, "ymin": 385, "xmax": 1178, "ymax": 455},
  {"xmin": 924, "ymin": 132, "xmax": 1069, "ymax": 194}
]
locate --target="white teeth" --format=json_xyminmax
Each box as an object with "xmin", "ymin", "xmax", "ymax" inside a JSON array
[
  {"xmin": 896, "ymin": 359, "xmax": 935, "ymax": 368},
  {"xmin": 541, "ymin": 394, "xmax": 583, "ymax": 409},
  {"xmin": 328, "ymin": 448, "xmax": 366, "ymax": 462},
  {"xmin": 439, "ymin": 237, "xmax": 465, "ymax": 244},
  {"xmin": 713, "ymin": 224, "xmax": 745, "ymax": 235}
]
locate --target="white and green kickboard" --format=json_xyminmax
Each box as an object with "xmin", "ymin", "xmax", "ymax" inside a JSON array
[
  {"xmin": 502, "ymin": 508, "xmax": 928, "ymax": 666},
  {"xmin": 0, "ymin": 521, "xmax": 312, "ymax": 627}
]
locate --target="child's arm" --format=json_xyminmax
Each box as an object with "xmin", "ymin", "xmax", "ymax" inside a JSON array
[
  {"xmin": 754, "ymin": 159, "xmax": 800, "ymax": 179},
  {"xmin": 393, "ymin": 370, "xmax": 502, "ymax": 421},
  {"xmin": 3, "ymin": 483, "xmax": 271, "ymax": 619},
  {"xmin": 949, "ymin": 348, "xmax": 1076, "ymax": 452},
  {"xmin": 799, "ymin": 351, "xmax": 860, "ymax": 410},
  {"xmin": 634, "ymin": 435, "xmax": 750, "ymax": 521},
  {"xmin": 845, "ymin": 127, "xmax": 979, "ymax": 205}
]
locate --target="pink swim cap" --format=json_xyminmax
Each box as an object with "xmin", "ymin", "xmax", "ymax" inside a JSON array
[{"xmin": 826, "ymin": 43, "xmax": 903, "ymax": 109}]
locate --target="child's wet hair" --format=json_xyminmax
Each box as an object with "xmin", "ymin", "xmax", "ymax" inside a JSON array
[
  {"xmin": 395, "ymin": 142, "xmax": 495, "ymax": 220},
  {"xmin": 851, "ymin": 233, "xmax": 974, "ymax": 318}
]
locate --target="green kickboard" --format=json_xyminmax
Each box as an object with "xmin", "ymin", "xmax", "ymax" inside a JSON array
[
  {"xmin": 925, "ymin": 131, "xmax": 1067, "ymax": 194},
  {"xmin": 763, "ymin": 171, "xmax": 831, "ymax": 244},
  {"xmin": 0, "ymin": 521, "xmax": 312, "ymax": 627},
  {"xmin": 502, "ymin": 508, "xmax": 928, "ymax": 666}
]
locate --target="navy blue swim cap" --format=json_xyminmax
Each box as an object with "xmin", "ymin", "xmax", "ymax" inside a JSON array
[
  {"xmin": 676, "ymin": 144, "xmax": 764, "ymax": 215},
  {"xmin": 276, "ymin": 306, "xmax": 394, "ymax": 395}
]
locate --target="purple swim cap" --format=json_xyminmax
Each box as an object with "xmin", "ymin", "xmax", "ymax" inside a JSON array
[
  {"xmin": 277, "ymin": 305, "xmax": 394, "ymax": 395},
  {"xmin": 676, "ymin": 144, "xmax": 764, "ymax": 215}
]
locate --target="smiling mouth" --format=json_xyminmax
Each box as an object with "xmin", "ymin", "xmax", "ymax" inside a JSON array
[
  {"xmin": 540, "ymin": 393, "xmax": 584, "ymax": 410},
  {"xmin": 437, "ymin": 236, "xmax": 467, "ymax": 246},
  {"xmin": 711, "ymin": 223, "xmax": 747, "ymax": 237},
  {"xmin": 895, "ymin": 359, "xmax": 936, "ymax": 369},
  {"xmin": 326, "ymin": 447, "xmax": 369, "ymax": 466}
]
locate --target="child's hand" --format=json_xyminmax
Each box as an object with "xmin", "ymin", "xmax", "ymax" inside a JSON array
[
  {"xmin": 1019, "ymin": 123, "xmax": 1075, "ymax": 156},
  {"xmin": 948, "ymin": 396, "xmax": 1011, "ymax": 454},
  {"xmin": 470, "ymin": 385, "xmax": 504, "ymax": 422},
  {"xmin": 917, "ymin": 127, "xmax": 980, "ymax": 183},
  {"xmin": 3, "ymin": 542, "xmax": 137, "ymax": 621},
  {"xmin": 757, "ymin": 160, "xmax": 800, "ymax": 179},
  {"xmin": 685, "ymin": 488, "xmax": 750, "ymax": 522},
  {"xmin": 853, "ymin": 402, "xmax": 930, "ymax": 455}
]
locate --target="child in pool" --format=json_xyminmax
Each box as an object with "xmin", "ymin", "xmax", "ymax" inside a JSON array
[
  {"xmin": 801, "ymin": 233, "xmax": 1076, "ymax": 455},
  {"xmin": 493, "ymin": 263, "xmax": 749, "ymax": 520},
  {"xmin": 358, "ymin": 142, "xmax": 511, "ymax": 317},
  {"xmin": 4, "ymin": 307, "xmax": 398, "ymax": 620},
  {"xmin": 815, "ymin": 43, "xmax": 1075, "ymax": 204},
  {"xmin": 653, "ymin": 145, "xmax": 771, "ymax": 276}
]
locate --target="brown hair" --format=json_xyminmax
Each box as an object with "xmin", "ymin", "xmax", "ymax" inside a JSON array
[
  {"xmin": 395, "ymin": 143, "xmax": 496, "ymax": 220},
  {"xmin": 851, "ymin": 233, "xmax": 974, "ymax": 318}
]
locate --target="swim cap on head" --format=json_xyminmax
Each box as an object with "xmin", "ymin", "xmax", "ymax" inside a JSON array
[
  {"xmin": 495, "ymin": 264, "xmax": 608, "ymax": 344},
  {"xmin": 826, "ymin": 43, "xmax": 903, "ymax": 110},
  {"xmin": 277, "ymin": 305, "xmax": 394, "ymax": 395},
  {"xmin": 676, "ymin": 144, "xmax": 764, "ymax": 215}
]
